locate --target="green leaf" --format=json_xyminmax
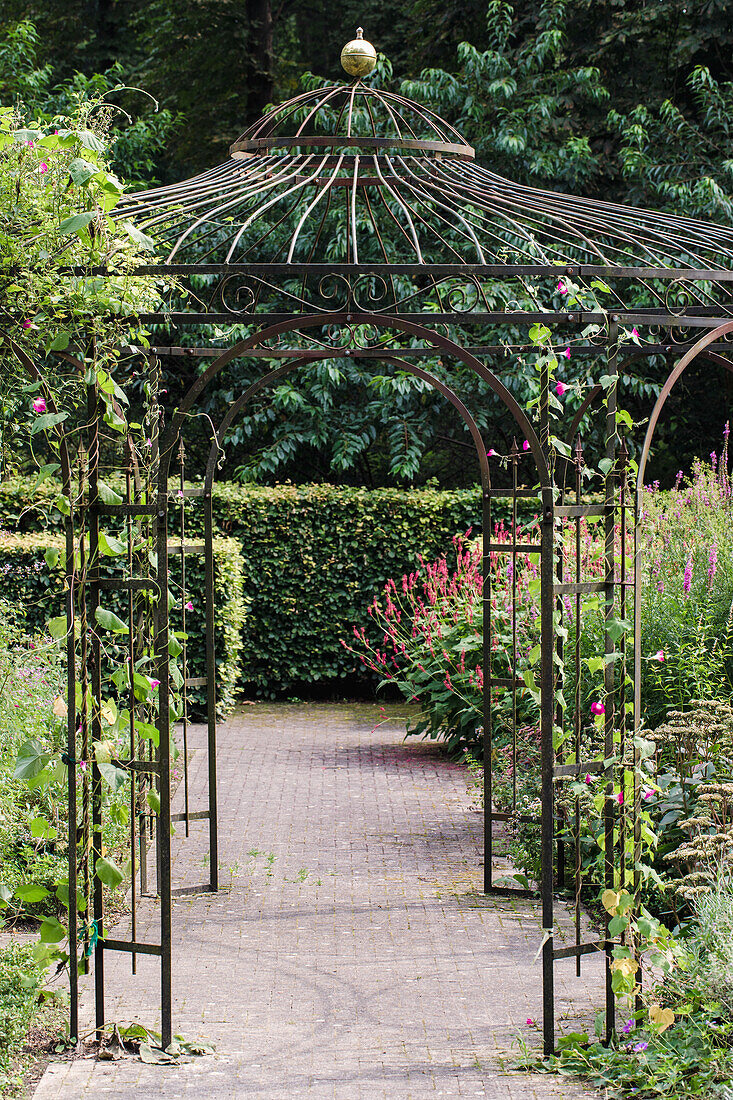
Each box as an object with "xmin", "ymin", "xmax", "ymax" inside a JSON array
[
  {"xmin": 77, "ymin": 130, "xmax": 106, "ymax": 153},
  {"xmin": 47, "ymin": 332, "xmax": 70, "ymax": 352},
  {"xmin": 95, "ymin": 856, "xmax": 124, "ymax": 891},
  {"xmin": 45, "ymin": 548, "xmax": 60, "ymax": 569},
  {"xmin": 122, "ymin": 220, "xmax": 156, "ymax": 252},
  {"xmin": 0, "ymin": 885, "xmax": 13, "ymax": 907},
  {"xmin": 135, "ymin": 719, "xmax": 160, "ymax": 747},
  {"xmin": 98, "ymin": 532, "xmax": 126, "ymax": 557},
  {"xmin": 39, "ymin": 917, "xmax": 66, "ymax": 943},
  {"xmin": 47, "ymin": 615, "xmax": 68, "ymax": 640},
  {"xmin": 95, "ymin": 607, "xmax": 128, "ymax": 634},
  {"xmin": 67, "ymin": 157, "xmax": 98, "ymax": 185},
  {"xmin": 30, "ymin": 816, "xmax": 58, "ymax": 841},
  {"xmin": 97, "ymin": 480, "xmax": 123, "ymax": 505},
  {"xmin": 33, "ymin": 462, "xmax": 61, "ymax": 488},
  {"xmin": 146, "ymin": 789, "xmax": 161, "ymax": 814},
  {"xmin": 30, "ymin": 412, "xmax": 68, "ymax": 435},
  {"xmin": 98, "ymin": 763, "xmax": 128, "ymax": 793},
  {"xmin": 15, "ymin": 884, "xmax": 50, "ymax": 903},
  {"xmin": 57, "ymin": 211, "xmax": 95, "ymax": 236},
  {"xmin": 14, "ymin": 739, "xmax": 49, "ymax": 781}
]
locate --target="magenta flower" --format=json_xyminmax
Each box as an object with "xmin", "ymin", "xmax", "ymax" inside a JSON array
[
  {"xmin": 708, "ymin": 544, "xmax": 718, "ymax": 585},
  {"xmin": 487, "ymin": 448, "xmax": 497, "ymax": 457},
  {"xmin": 32, "ymin": 396, "xmax": 47, "ymax": 413},
  {"xmin": 632, "ymin": 327, "xmax": 640, "ymax": 338},
  {"xmin": 522, "ymin": 440, "xmax": 530, "ymax": 451},
  {"xmin": 557, "ymin": 280, "xmax": 567, "ymax": 295},
  {"xmin": 617, "ymin": 791, "xmax": 624, "ymax": 806},
  {"xmin": 39, "ymin": 162, "xmax": 49, "ymax": 174},
  {"xmin": 555, "ymin": 381, "xmax": 567, "ymax": 397},
  {"xmin": 144, "ymin": 438, "xmax": 152, "ymax": 448},
  {"xmin": 683, "ymin": 553, "xmax": 693, "ymax": 597},
  {"xmin": 621, "ymin": 1020, "xmax": 633, "ymax": 1035},
  {"xmin": 562, "ymin": 347, "xmax": 571, "ymax": 359},
  {"xmin": 655, "ymin": 650, "xmax": 664, "ymax": 663},
  {"xmin": 632, "ymin": 1041, "xmax": 649, "ymax": 1053},
  {"xmin": 177, "ymin": 489, "xmax": 184, "ymax": 498},
  {"xmin": 584, "ymin": 773, "xmax": 592, "ymax": 784},
  {"xmin": 26, "ymin": 139, "xmax": 34, "ymax": 148},
  {"xmin": 21, "ymin": 318, "xmax": 32, "ymax": 330},
  {"xmin": 150, "ymin": 679, "xmax": 161, "ymax": 689},
  {"xmin": 642, "ymin": 786, "xmax": 654, "ymax": 801},
  {"xmin": 591, "ymin": 701, "xmax": 605, "ymax": 716},
  {"xmin": 185, "ymin": 601, "xmax": 193, "ymax": 612},
  {"xmin": 526, "ymin": 1018, "xmax": 535, "ymax": 1026}
]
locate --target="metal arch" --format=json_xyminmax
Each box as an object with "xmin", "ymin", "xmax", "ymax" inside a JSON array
[
  {"xmin": 636, "ymin": 322, "xmax": 733, "ymax": 490},
  {"xmin": 158, "ymin": 314, "xmax": 552, "ymax": 490},
  {"xmin": 201, "ymin": 354, "xmax": 492, "ymax": 493}
]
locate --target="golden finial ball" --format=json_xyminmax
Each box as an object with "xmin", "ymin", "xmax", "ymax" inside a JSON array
[{"xmin": 341, "ymin": 27, "xmax": 377, "ymax": 78}]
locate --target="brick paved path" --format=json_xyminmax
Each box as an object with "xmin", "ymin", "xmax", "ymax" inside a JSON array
[{"xmin": 34, "ymin": 704, "xmax": 599, "ymax": 1099}]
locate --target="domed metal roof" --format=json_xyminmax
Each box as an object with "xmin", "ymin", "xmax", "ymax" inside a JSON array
[{"xmin": 117, "ymin": 74, "xmax": 733, "ymax": 276}]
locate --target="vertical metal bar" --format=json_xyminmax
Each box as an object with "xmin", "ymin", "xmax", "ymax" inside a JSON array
[
  {"xmin": 204, "ymin": 487, "xmax": 219, "ymax": 892},
  {"xmin": 77, "ymin": 450, "xmax": 91, "ymax": 973},
  {"xmin": 86, "ymin": 380, "xmax": 105, "ymax": 1039},
  {"xmin": 65, "ymin": 501, "xmax": 79, "ymax": 1042},
  {"xmin": 510, "ymin": 443, "xmax": 518, "ymax": 816},
  {"xmin": 156, "ymin": 481, "xmax": 173, "ymax": 1049},
  {"xmin": 482, "ymin": 485, "xmax": 493, "ymax": 893},
  {"xmin": 618, "ymin": 441, "xmax": 629, "ymax": 893},
  {"xmin": 125, "ymin": 444, "xmax": 137, "ymax": 974},
  {"xmin": 604, "ymin": 320, "xmax": 619, "ymax": 1042},
  {"xmin": 541, "ymin": 485, "xmax": 556, "ymax": 1057},
  {"xmin": 555, "ymin": 459, "xmax": 566, "ymax": 893},
  {"xmin": 179, "ymin": 441, "xmax": 190, "ymax": 837},
  {"xmin": 574, "ymin": 436, "xmax": 583, "ymax": 977}
]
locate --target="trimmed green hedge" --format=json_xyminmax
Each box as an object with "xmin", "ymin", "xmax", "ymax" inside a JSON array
[
  {"xmin": 0, "ymin": 531, "xmax": 246, "ymax": 715},
  {"xmin": 0, "ymin": 479, "xmax": 536, "ymax": 694}
]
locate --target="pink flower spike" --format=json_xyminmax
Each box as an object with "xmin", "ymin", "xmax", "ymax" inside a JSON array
[
  {"xmin": 185, "ymin": 601, "xmax": 193, "ymax": 612},
  {"xmin": 562, "ymin": 347, "xmax": 571, "ymax": 359},
  {"xmin": 655, "ymin": 649, "xmax": 664, "ymax": 663},
  {"xmin": 39, "ymin": 162, "xmax": 49, "ymax": 174},
  {"xmin": 522, "ymin": 440, "xmax": 530, "ymax": 451},
  {"xmin": 591, "ymin": 701, "xmax": 605, "ymax": 716},
  {"xmin": 555, "ymin": 382, "xmax": 567, "ymax": 397},
  {"xmin": 32, "ymin": 396, "xmax": 47, "ymax": 413},
  {"xmin": 22, "ymin": 318, "xmax": 32, "ymax": 330},
  {"xmin": 557, "ymin": 280, "xmax": 567, "ymax": 295}
]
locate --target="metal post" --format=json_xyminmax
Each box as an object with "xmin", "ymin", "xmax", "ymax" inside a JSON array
[
  {"xmin": 204, "ymin": 488, "xmax": 219, "ymax": 892},
  {"xmin": 540, "ymin": 485, "xmax": 556, "ymax": 1057},
  {"xmin": 604, "ymin": 320, "xmax": 619, "ymax": 1042},
  {"xmin": 482, "ymin": 485, "xmax": 492, "ymax": 893},
  {"xmin": 156, "ymin": 487, "xmax": 173, "ymax": 1049}
]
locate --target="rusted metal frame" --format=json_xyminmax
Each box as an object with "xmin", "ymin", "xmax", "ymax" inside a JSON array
[
  {"xmin": 482, "ymin": 479, "xmax": 493, "ymax": 893},
  {"xmin": 178, "ymin": 442, "xmax": 191, "ymax": 838},
  {"xmin": 90, "ymin": 262, "xmax": 733, "ymax": 280},
  {"xmin": 149, "ymin": 342, "xmax": 731, "ymax": 359},
  {"xmin": 229, "ymin": 135, "xmax": 475, "ymax": 158},
  {"xmin": 125, "ymin": 444, "xmax": 138, "ymax": 975},
  {"xmin": 155, "ymin": 481, "xmax": 173, "ymax": 1049},
  {"xmin": 511, "ymin": 445, "xmax": 519, "ymax": 816},
  {"xmin": 618, "ymin": 442, "xmax": 629, "ymax": 898},
  {"xmin": 573, "ymin": 439, "xmax": 583, "ymax": 977},
  {"xmin": 540, "ymin": 480, "xmax": 556, "ymax": 1057},
  {"xmin": 603, "ymin": 320, "xmax": 619, "ymax": 1042},
  {"xmin": 85, "ymin": 379, "xmax": 106, "ymax": 1038},
  {"xmin": 204, "ymin": 484, "xmax": 219, "ymax": 893}
]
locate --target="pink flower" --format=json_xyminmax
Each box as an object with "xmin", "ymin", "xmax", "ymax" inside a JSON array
[
  {"xmin": 32, "ymin": 397, "xmax": 47, "ymax": 413},
  {"xmin": 562, "ymin": 347, "xmax": 571, "ymax": 359},
  {"xmin": 21, "ymin": 318, "xmax": 32, "ymax": 330},
  {"xmin": 708, "ymin": 544, "xmax": 718, "ymax": 585},
  {"xmin": 617, "ymin": 791, "xmax": 624, "ymax": 806},
  {"xmin": 39, "ymin": 162, "xmax": 49, "ymax": 174},
  {"xmin": 487, "ymin": 448, "xmax": 497, "ymax": 457},
  {"xmin": 632, "ymin": 327, "xmax": 640, "ymax": 338},
  {"xmin": 642, "ymin": 786, "xmax": 654, "ymax": 801},
  {"xmin": 177, "ymin": 489, "xmax": 184, "ymax": 498},
  {"xmin": 591, "ymin": 701, "xmax": 605, "ymax": 716},
  {"xmin": 526, "ymin": 1018, "xmax": 535, "ymax": 1026},
  {"xmin": 555, "ymin": 382, "xmax": 567, "ymax": 397},
  {"xmin": 144, "ymin": 438, "xmax": 152, "ymax": 448},
  {"xmin": 522, "ymin": 440, "xmax": 530, "ymax": 451},
  {"xmin": 683, "ymin": 553, "xmax": 693, "ymax": 596},
  {"xmin": 185, "ymin": 601, "xmax": 193, "ymax": 612},
  {"xmin": 26, "ymin": 140, "xmax": 34, "ymax": 148},
  {"xmin": 557, "ymin": 280, "xmax": 567, "ymax": 295},
  {"xmin": 150, "ymin": 679, "xmax": 161, "ymax": 689},
  {"xmin": 585, "ymin": 773, "xmax": 592, "ymax": 784},
  {"xmin": 655, "ymin": 650, "xmax": 664, "ymax": 663}
]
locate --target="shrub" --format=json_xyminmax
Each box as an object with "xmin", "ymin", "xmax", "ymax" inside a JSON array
[{"xmin": 0, "ymin": 532, "xmax": 246, "ymax": 716}]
